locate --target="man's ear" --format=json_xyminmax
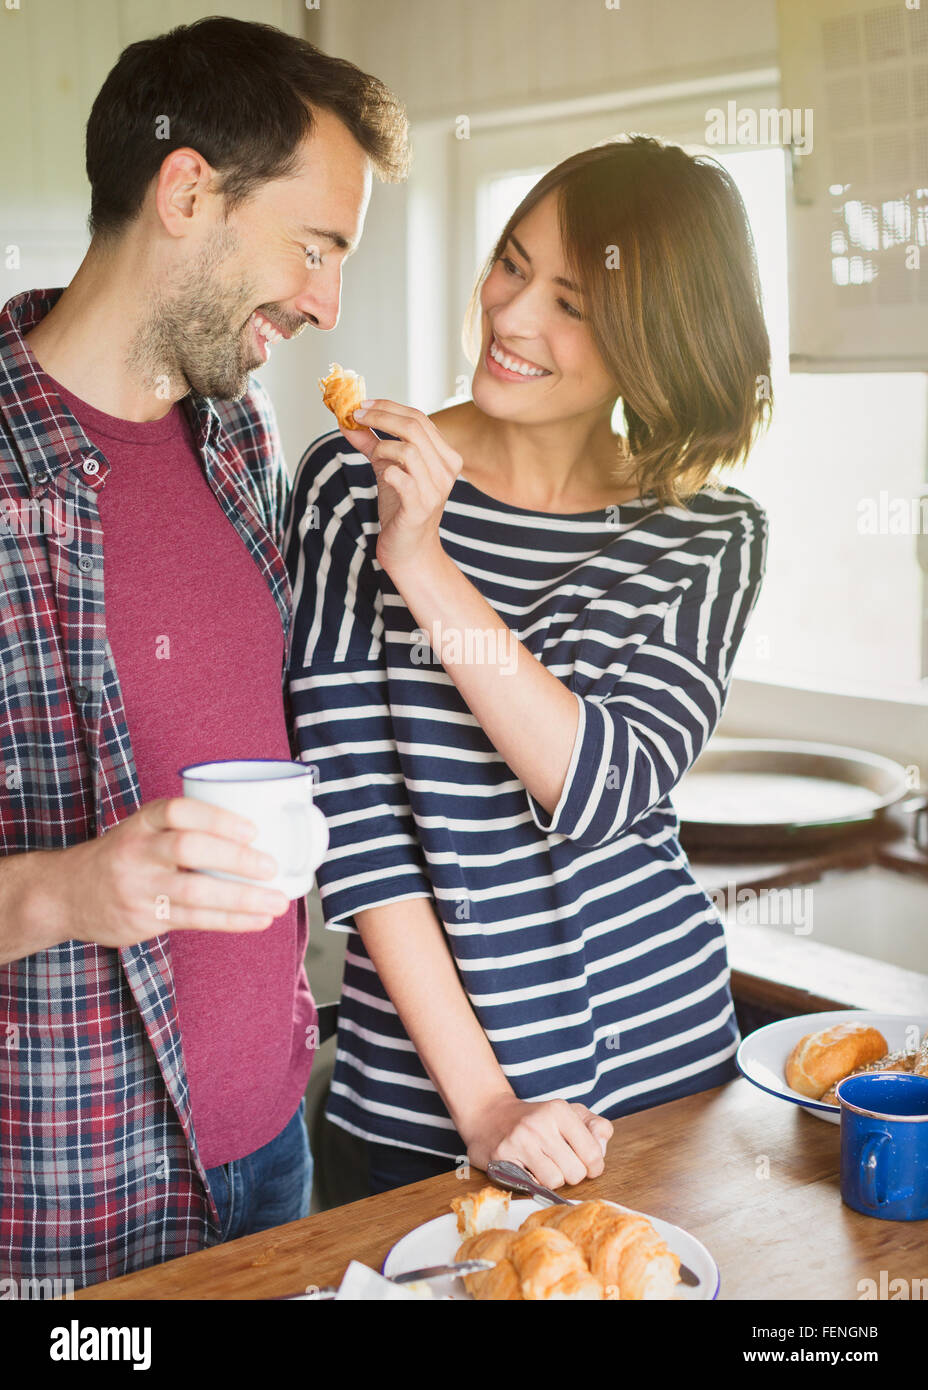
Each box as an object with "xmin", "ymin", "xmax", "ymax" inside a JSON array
[{"xmin": 154, "ymin": 147, "xmax": 216, "ymax": 238}]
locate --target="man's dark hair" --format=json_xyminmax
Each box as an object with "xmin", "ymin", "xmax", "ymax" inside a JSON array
[{"xmin": 85, "ymin": 15, "xmax": 409, "ymax": 238}]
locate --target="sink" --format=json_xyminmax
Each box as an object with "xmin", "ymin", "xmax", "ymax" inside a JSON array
[{"xmin": 711, "ymin": 865, "xmax": 928, "ymax": 975}]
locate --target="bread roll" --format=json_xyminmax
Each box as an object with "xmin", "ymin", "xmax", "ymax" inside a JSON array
[
  {"xmin": 318, "ymin": 362, "xmax": 366, "ymax": 431},
  {"xmin": 785, "ymin": 1023, "xmax": 888, "ymax": 1099}
]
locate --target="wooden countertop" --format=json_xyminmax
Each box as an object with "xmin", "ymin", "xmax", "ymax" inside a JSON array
[{"xmin": 73, "ymin": 1078, "xmax": 925, "ymax": 1301}]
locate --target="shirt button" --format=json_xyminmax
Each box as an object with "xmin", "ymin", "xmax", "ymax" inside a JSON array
[
  {"xmin": 74, "ymin": 684, "xmax": 91, "ymax": 702},
  {"xmin": 78, "ymin": 556, "xmax": 94, "ymax": 573},
  {"xmin": 34, "ymin": 470, "xmax": 50, "ymax": 487},
  {"xmin": 82, "ymin": 458, "xmax": 100, "ymax": 477}
]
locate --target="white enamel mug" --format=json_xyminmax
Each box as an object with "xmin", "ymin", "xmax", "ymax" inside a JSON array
[{"xmin": 179, "ymin": 759, "xmax": 329, "ymax": 900}]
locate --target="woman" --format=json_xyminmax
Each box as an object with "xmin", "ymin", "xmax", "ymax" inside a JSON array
[{"xmin": 283, "ymin": 136, "xmax": 771, "ymax": 1195}]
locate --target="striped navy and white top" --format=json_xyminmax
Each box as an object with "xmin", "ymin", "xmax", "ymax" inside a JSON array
[{"xmin": 283, "ymin": 429, "xmax": 768, "ymax": 1159}]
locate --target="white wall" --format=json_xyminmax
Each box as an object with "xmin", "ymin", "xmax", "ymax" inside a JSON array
[
  {"xmin": 1, "ymin": 0, "xmax": 309, "ymax": 235},
  {"xmin": 0, "ymin": 0, "xmax": 315, "ymax": 462},
  {"xmin": 314, "ymin": 0, "xmax": 778, "ymax": 119}
]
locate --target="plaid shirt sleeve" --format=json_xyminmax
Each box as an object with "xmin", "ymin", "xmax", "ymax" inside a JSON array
[{"xmin": 0, "ymin": 289, "xmax": 297, "ymax": 1289}]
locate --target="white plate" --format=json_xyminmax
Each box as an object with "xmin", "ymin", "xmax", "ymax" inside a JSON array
[
  {"xmin": 736, "ymin": 1009, "xmax": 928, "ymax": 1123},
  {"xmin": 382, "ymin": 1197, "xmax": 719, "ymax": 1300}
]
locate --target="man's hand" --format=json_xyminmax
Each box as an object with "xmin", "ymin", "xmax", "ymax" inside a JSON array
[
  {"xmin": 460, "ymin": 1093, "xmax": 614, "ymax": 1190},
  {"xmin": 37, "ymin": 797, "xmax": 290, "ymax": 950}
]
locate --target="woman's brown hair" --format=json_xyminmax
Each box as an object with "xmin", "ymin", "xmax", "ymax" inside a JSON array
[{"xmin": 465, "ymin": 136, "xmax": 772, "ymax": 510}]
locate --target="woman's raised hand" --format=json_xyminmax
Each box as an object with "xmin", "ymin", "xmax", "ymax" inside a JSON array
[{"xmin": 339, "ymin": 400, "xmax": 463, "ymax": 575}]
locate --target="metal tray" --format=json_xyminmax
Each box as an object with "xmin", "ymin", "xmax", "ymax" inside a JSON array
[{"xmin": 673, "ymin": 737, "xmax": 910, "ymax": 849}]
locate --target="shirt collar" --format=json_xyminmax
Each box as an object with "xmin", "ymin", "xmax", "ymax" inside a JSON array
[{"xmin": 0, "ymin": 288, "xmax": 226, "ymax": 492}]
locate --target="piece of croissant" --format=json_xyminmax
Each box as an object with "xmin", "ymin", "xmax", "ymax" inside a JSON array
[
  {"xmin": 520, "ymin": 1200, "xmax": 615, "ymax": 1258},
  {"xmin": 455, "ymin": 1228, "xmax": 521, "ymax": 1300},
  {"xmin": 509, "ymin": 1227, "xmax": 603, "ymax": 1301},
  {"xmin": 613, "ymin": 1225, "xmax": 681, "ymax": 1301},
  {"xmin": 518, "ymin": 1204, "xmax": 565, "ymax": 1235},
  {"xmin": 589, "ymin": 1210, "xmax": 680, "ymax": 1300},
  {"xmin": 318, "ymin": 362, "xmax": 366, "ymax": 431},
  {"xmin": 451, "ymin": 1185, "xmax": 511, "ymax": 1238},
  {"xmin": 522, "ymin": 1200, "xmax": 680, "ymax": 1300},
  {"xmin": 475, "ymin": 1260, "xmax": 524, "ymax": 1300}
]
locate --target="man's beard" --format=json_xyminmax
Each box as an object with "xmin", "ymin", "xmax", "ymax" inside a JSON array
[{"xmin": 132, "ymin": 226, "xmax": 266, "ymax": 402}]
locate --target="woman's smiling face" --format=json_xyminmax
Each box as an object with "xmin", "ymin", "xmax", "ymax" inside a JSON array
[{"xmin": 472, "ymin": 190, "xmax": 618, "ymax": 425}]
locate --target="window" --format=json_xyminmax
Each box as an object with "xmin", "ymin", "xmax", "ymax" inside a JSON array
[
  {"xmin": 475, "ymin": 169, "xmax": 549, "ymax": 269},
  {"xmin": 715, "ymin": 148, "xmax": 927, "ymax": 696},
  {"xmin": 777, "ymin": 0, "xmax": 928, "ymax": 366}
]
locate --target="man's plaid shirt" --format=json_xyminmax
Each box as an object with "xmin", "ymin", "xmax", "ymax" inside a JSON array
[{"xmin": 0, "ymin": 288, "xmax": 298, "ymax": 1288}]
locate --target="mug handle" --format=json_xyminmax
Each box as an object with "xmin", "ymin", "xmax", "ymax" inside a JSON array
[
  {"xmin": 281, "ymin": 802, "xmax": 329, "ymax": 882},
  {"xmin": 861, "ymin": 1131, "xmax": 892, "ymax": 1208}
]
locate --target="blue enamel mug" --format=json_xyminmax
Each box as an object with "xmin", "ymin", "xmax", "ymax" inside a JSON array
[{"xmin": 835, "ymin": 1073, "xmax": 928, "ymax": 1222}]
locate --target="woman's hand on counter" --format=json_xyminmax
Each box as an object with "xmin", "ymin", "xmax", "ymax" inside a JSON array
[{"xmin": 459, "ymin": 1092, "xmax": 614, "ymax": 1189}]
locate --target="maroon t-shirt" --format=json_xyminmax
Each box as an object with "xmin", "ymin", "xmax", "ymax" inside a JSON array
[{"xmin": 52, "ymin": 379, "xmax": 316, "ymax": 1169}]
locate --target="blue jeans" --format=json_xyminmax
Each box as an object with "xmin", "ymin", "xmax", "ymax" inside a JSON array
[{"xmin": 206, "ymin": 1096, "xmax": 313, "ymax": 1242}]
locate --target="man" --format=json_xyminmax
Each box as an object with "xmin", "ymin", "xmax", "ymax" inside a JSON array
[{"xmin": 0, "ymin": 16, "xmax": 408, "ymax": 1287}]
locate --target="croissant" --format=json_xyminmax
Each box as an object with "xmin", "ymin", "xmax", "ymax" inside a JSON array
[
  {"xmin": 318, "ymin": 362, "xmax": 366, "ymax": 431},
  {"xmin": 456, "ymin": 1229, "xmax": 522, "ymax": 1299},
  {"xmin": 520, "ymin": 1199, "xmax": 616, "ymax": 1255},
  {"xmin": 590, "ymin": 1214, "xmax": 680, "ymax": 1300},
  {"xmin": 451, "ymin": 1185, "xmax": 510, "ymax": 1238},
  {"xmin": 451, "ymin": 1188, "xmax": 680, "ymax": 1300},
  {"xmin": 520, "ymin": 1200, "xmax": 679, "ymax": 1300},
  {"xmin": 456, "ymin": 1226, "xmax": 602, "ymax": 1301},
  {"xmin": 508, "ymin": 1227, "xmax": 603, "ymax": 1301}
]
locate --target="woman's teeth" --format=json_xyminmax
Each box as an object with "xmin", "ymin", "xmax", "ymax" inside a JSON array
[{"xmin": 489, "ymin": 337, "xmax": 549, "ymax": 377}]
